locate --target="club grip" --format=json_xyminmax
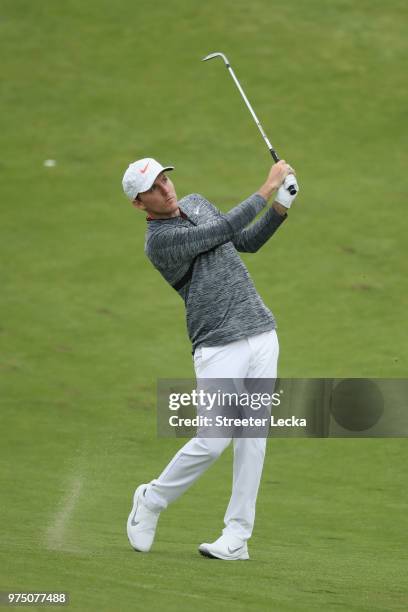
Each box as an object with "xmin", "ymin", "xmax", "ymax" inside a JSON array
[{"xmin": 269, "ymin": 148, "xmax": 280, "ymax": 163}]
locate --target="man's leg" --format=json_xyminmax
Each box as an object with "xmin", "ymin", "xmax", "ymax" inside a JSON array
[
  {"xmin": 127, "ymin": 428, "xmax": 232, "ymax": 552},
  {"xmin": 143, "ymin": 436, "xmax": 231, "ymax": 512},
  {"xmin": 223, "ymin": 329, "xmax": 279, "ymax": 541},
  {"xmin": 144, "ymin": 338, "xmax": 251, "ymax": 512}
]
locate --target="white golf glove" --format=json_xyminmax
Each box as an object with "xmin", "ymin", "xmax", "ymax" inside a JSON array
[{"xmin": 275, "ymin": 173, "xmax": 299, "ymax": 209}]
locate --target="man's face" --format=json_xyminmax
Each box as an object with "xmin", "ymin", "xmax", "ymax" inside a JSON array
[{"xmin": 133, "ymin": 172, "xmax": 179, "ymax": 218}]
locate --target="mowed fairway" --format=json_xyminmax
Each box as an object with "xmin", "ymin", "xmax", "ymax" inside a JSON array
[{"xmin": 1, "ymin": 0, "xmax": 407, "ymax": 610}]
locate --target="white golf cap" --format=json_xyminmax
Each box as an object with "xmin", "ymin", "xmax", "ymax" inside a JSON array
[{"xmin": 122, "ymin": 157, "xmax": 174, "ymax": 201}]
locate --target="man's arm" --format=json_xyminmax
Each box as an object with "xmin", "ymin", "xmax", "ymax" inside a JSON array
[
  {"xmin": 147, "ymin": 193, "xmax": 267, "ymax": 265},
  {"xmin": 147, "ymin": 160, "xmax": 297, "ymax": 264},
  {"xmin": 232, "ymin": 162, "xmax": 297, "ymax": 253},
  {"xmin": 232, "ymin": 202, "xmax": 288, "ymax": 253}
]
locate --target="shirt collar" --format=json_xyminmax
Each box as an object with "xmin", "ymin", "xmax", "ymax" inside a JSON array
[{"xmin": 146, "ymin": 208, "xmax": 188, "ymax": 222}]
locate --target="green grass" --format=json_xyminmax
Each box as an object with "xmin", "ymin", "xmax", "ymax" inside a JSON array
[{"xmin": 1, "ymin": 0, "xmax": 407, "ymax": 610}]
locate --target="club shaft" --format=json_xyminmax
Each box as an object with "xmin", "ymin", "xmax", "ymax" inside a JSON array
[
  {"xmin": 224, "ymin": 64, "xmax": 280, "ymax": 162},
  {"xmin": 202, "ymin": 52, "xmax": 297, "ymax": 194}
]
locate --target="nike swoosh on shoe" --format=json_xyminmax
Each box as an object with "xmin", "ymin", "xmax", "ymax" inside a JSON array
[
  {"xmin": 130, "ymin": 497, "xmax": 140, "ymax": 526},
  {"xmin": 228, "ymin": 545, "xmax": 244, "ymax": 554}
]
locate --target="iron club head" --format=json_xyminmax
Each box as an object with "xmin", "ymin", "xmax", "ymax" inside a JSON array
[{"xmin": 202, "ymin": 52, "xmax": 230, "ymax": 66}]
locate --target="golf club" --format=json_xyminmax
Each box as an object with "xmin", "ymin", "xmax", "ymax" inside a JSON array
[{"xmin": 202, "ymin": 52, "xmax": 297, "ymax": 196}]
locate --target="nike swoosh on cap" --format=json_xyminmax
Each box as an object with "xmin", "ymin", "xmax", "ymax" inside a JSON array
[{"xmin": 140, "ymin": 161, "xmax": 150, "ymax": 174}]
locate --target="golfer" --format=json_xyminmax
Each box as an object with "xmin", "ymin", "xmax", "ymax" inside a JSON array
[{"xmin": 122, "ymin": 157, "xmax": 299, "ymax": 560}]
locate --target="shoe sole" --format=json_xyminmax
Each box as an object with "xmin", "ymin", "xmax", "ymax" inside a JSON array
[{"xmin": 198, "ymin": 547, "xmax": 249, "ymax": 561}]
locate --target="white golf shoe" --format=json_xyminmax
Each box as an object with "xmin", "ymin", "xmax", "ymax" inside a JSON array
[
  {"xmin": 126, "ymin": 484, "xmax": 160, "ymax": 552},
  {"xmin": 199, "ymin": 534, "xmax": 249, "ymax": 560}
]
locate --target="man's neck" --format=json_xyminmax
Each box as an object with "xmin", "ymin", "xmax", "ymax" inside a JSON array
[{"xmin": 146, "ymin": 208, "xmax": 181, "ymax": 221}]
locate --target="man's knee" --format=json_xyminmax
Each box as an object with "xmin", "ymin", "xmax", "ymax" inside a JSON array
[{"xmin": 200, "ymin": 437, "xmax": 231, "ymax": 460}]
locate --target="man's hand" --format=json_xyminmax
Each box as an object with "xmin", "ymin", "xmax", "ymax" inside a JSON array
[
  {"xmin": 257, "ymin": 160, "xmax": 297, "ymax": 202},
  {"xmin": 274, "ymin": 172, "xmax": 299, "ymax": 209}
]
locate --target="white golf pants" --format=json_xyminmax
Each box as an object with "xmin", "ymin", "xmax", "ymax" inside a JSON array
[{"xmin": 143, "ymin": 329, "xmax": 279, "ymax": 541}]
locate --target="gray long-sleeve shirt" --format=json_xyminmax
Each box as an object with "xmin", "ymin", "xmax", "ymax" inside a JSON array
[{"xmin": 145, "ymin": 193, "xmax": 287, "ymax": 352}]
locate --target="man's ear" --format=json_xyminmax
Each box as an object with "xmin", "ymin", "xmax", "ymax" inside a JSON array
[{"xmin": 132, "ymin": 196, "xmax": 145, "ymax": 211}]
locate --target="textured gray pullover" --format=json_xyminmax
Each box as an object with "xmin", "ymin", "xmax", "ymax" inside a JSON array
[{"xmin": 145, "ymin": 193, "xmax": 287, "ymax": 352}]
